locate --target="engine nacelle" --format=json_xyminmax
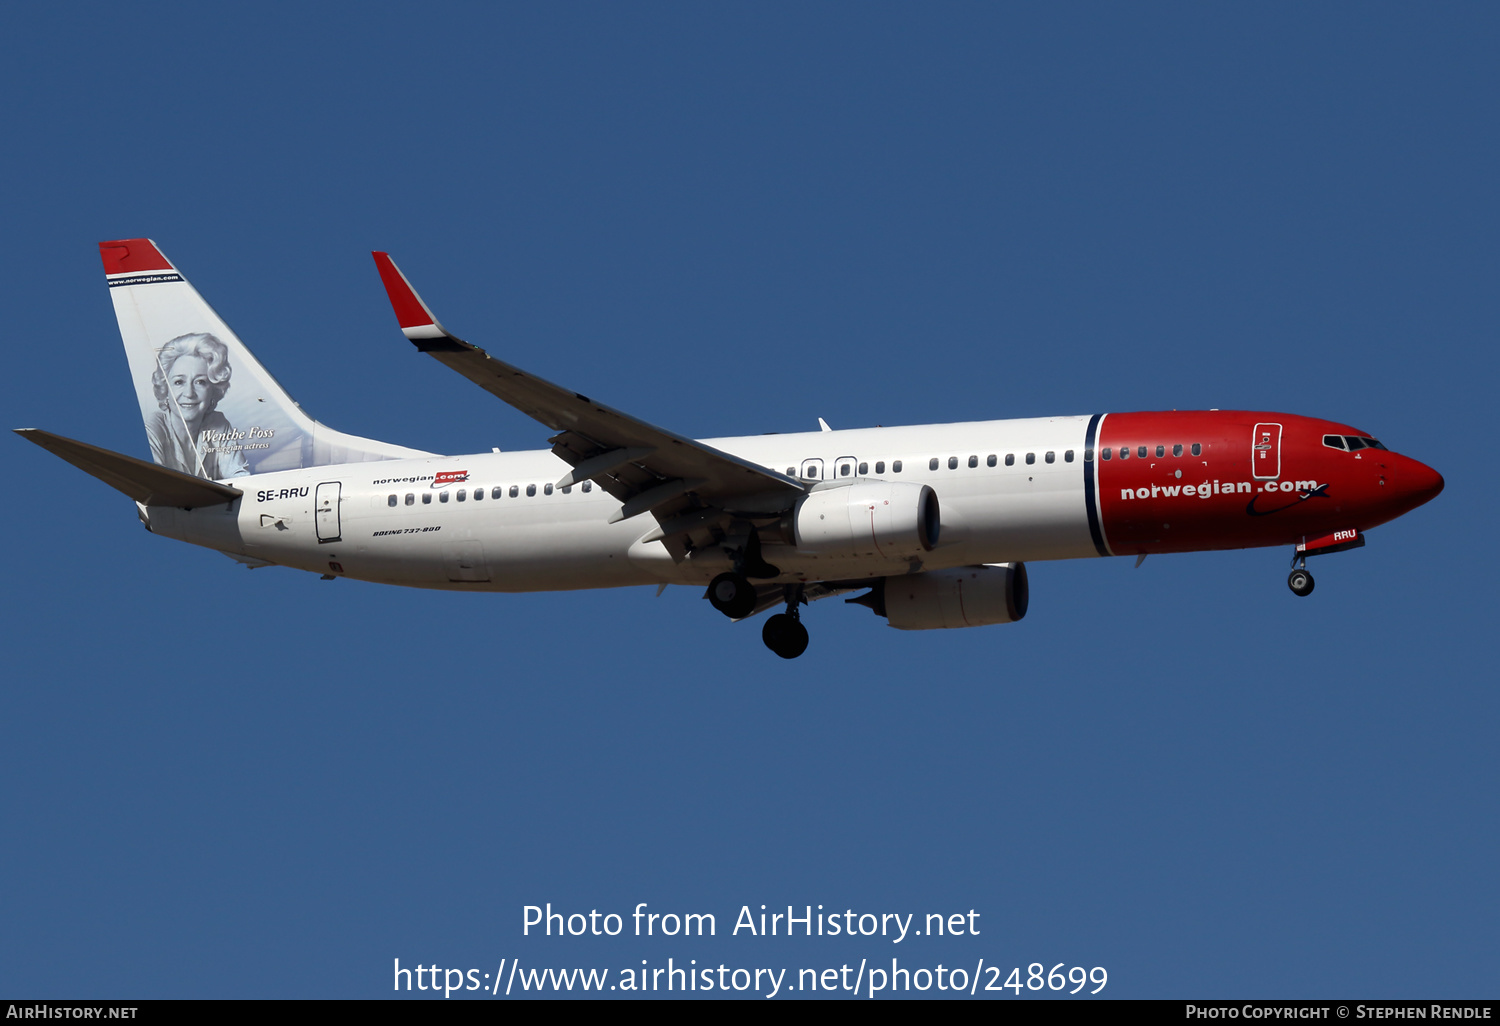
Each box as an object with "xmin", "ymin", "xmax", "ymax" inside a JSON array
[
  {"xmin": 883, "ymin": 563, "xmax": 1028, "ymax": 630},
  {"xmin": 789, "ymin": 481, "xmax": 939, "ymax": 561}
]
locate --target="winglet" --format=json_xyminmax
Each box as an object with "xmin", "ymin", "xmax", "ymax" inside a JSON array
[{"xmin": 372, "ymin": 252, "xmax": 453, "ymax": 342}]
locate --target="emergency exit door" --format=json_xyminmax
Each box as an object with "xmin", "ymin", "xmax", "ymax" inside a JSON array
[
  {"xmin": 315, "ymin": 482, "xmax": 342, "ymax": 543},
  {"xmin": 1252, "ymin": 423, "xmax": 1282, "ymax": 480}
]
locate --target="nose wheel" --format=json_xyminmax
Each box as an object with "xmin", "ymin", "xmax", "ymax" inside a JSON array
[{"xmin": 1287, "ymin": 568, "xmax": 1315, "ymax": 597}]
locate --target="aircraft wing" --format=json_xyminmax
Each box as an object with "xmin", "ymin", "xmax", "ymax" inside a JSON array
[{"xmin": 373, "ymin": 253, "xmax": 804, "ymax": 550}]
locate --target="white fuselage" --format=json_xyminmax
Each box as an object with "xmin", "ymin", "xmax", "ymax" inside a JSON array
[{"xmin": 146, "ymin": 416, "xmax": 1099, "ymax": 590}]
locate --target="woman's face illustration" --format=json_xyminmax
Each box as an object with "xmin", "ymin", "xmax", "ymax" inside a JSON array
[{"xmin": 167, "ymin": 355, "xmax": 211, "ymax": 427}]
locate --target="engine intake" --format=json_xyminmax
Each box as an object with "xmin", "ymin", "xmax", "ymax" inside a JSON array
[
  {"xmin": 788, "ymin": 482, "xmax": 939, "ymax": 561},
  {"xmin": 875, "ymin": 563, "xmax": 1028, "ymax": 630}
]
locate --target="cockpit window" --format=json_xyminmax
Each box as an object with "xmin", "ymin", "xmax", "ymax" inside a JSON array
[{"xmin": 1330, "ymin": 435, "xmax": 1387, "ymax": 452}]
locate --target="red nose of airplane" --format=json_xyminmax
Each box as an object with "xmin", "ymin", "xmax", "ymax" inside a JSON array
[{"xmin": 1401, "ymin": 457, "xmax": 1445, "ymax": 509}]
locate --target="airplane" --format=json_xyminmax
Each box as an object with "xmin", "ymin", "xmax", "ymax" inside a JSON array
[{"xmin": 15, "ymin": 239, "xmax": 1445, "ymax": 659}]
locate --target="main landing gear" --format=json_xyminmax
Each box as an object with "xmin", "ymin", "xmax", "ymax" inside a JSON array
[
  {"xmin": 707, "ymin": 571, "xmax": 757, "ymax": 619},
  {"xmin": 706, "ymin": 574, "xmax": 810, "ymax": 658},
  {"xmin": 705, "ymin": 533, "xmax": 808, "ymax": 658},
  {"xmin": 762, "ymin": 585, "xmax": 809, "ymax": 660}
]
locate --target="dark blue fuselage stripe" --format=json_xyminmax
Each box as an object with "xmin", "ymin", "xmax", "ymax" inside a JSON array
[{"xmin": 1083, "ymin": 413, "xmax": 1110, "ymax": 557}]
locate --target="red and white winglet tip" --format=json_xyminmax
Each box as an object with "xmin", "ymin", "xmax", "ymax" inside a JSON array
[
  {"xmin": 99, "ymin": 238, "xmax": 175, "ymax": 277},
  {"xmin": 372, "ymin": 251, "xmax": 450, "ymax": 341}
]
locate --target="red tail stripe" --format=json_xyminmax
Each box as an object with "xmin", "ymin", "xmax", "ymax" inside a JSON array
[{"xmin": 99, "ymin": 239, "xmax": 173, "ymax": 275}]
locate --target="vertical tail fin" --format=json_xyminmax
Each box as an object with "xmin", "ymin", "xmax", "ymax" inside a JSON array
[{"xmin": 102, "ymin": 239, "xmax": 429, "ymax": 479}]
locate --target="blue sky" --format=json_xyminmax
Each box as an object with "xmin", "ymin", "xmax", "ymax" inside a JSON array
[{"xmin": 1, "ymin": 3, "xmax": 1495, "ymax": 999}]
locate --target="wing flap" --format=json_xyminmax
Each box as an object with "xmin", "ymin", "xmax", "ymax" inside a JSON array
[{"xmin": 16, "ymin": 428, "xmax": 243, "ymax": 508}]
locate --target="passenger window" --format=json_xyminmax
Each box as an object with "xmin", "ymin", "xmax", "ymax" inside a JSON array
[
  {"xmin": 473, "ymin": 487, "xmax": 483, "ymax": 501},
  {"xmin": 1005, "ymin": 454, "xmax": 1015, "ymax": 466},
  {"xmin": 491, "ymin": 486, "xmax": 502, "ymax": 499},
  {"xmin": 893, "ymin": 460, "xmax": 902, "ymax": 473},
  {"xmin": 1045, "ymin": 451, "xmax": 1055, "ymax": 464},
  {"xmin": 1138, "ymin": 446, "xmax": 1147, "ymax": 459},
  {"xmin": 968, "ymin": 455, "xmax": 977, "ymax": 468},
  {"xmin": 1155, "ymin": 445, "xmax": 1165, "ymax": 458},
  {"xmin": 1025, "ymin": 452, "xmax": 1036, "ymax": 465},
  {"xmin": 987, "ymin": 454, "xmax": 997, "ymax": 467},
  {"xmin": 422, "ymin": 493, "xmax": 432, "ymax": 504},
  {"xmin": 858, "ymin": 462, "xmax": 868, "ymax": 475},
  {"xmin": 1065, "ymin": 450, "xmax": 1075, "ymax": 462},
  {"xmin": 526, "ymin": 484, "xmax": 536, "ymax": 496},
  {"xmin": 582, "ymin": 481, "xmax": 592, "ymax": 492},
  {"xmin": 509, "ymin": 485, "xmax": 519, "ymax": 498},
  {"xmin": 457, "ymin": 488, "xmax": 466, "ymax": 501},
  {"xmin": 875, "ymin": 461, "xmax": 885, "ymax": 474},
  {"xmin": 948, "ymin": 457, "xmax": 958, "ymax": 470},
  {"xmin": 1083, "ymin": 448, "xmax": 1093, "ymax": 461},
  {"xmin": 929, "ymin": 458, "xmax": 939, "ymax": 471},
  {"xmin": 562, "ymin": 485, "xmax": 572, "ymax": 494},
  {"xmin": 1191, "ymin": 443, "xmax": 1202, "ymax": 456},
  {"xmin": 840, "ymin": 463, "xmax": 851, "ymax": 477},
  {"xmin": 1172, "ymin": 444, "xmax": 1182, "ymax": 457},
  {"xmin": 439, "ymin": 491, "xmax": 449, "ymax": 503},
  {"xmin": 1120, "ymin": 446, "xmax": 1129, "ymax": 459},
  {"xmin": 405, "ymin": 493, "xmax": 414, "ymax": 505},
  {"xmin": 544, "ymin": 483, "xmax": 554, "ymax": 495},
  {"xmin": 786, "ymin": 467, "xmax": 795, "ymax": 476},
  {"xmin": 1102, "ymin": 448, "xmax": 1111, "ymax": 460},
  {"xmin": 387, "ymin": 494, "xmax": 397, "ymax": 507}
]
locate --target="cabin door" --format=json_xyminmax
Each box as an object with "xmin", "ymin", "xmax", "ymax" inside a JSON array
[
  {"xmin": 1251, "ymin": 423, "xmax": 1282, "ymax": 480},
  {"xmin": 315, "ymin": 482, "xmax": 342, "ymax": 543}
]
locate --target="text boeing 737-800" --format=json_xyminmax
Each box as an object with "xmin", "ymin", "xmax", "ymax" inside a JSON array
[{"xmin": 15, "ymin": 239, "xmax": 1444, "ymax": 658}]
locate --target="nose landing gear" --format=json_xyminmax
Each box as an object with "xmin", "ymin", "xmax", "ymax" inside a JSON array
[
  {"xmin": 1287, "ymin": 550, "xmax": 1315, "ymax": 596},
  {"xmin": 762, "ymin": 584, "xmax": 809, "ymax": 659},
  {"xmin": 1286, "ymin": 530, "xmax": 1364, "ymax": 596},
  {"xmin": 1287, "ymin": 567, "xmax": 1315, "ymax": 596}
]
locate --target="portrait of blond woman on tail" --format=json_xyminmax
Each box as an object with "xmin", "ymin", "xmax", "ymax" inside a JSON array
[{"xmin": 146, "ymin": 332, "xmax": 251, "ymax": 479}]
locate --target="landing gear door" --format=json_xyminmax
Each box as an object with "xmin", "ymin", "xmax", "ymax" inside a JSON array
[
  {"xmin": 1252, "ymin": 423, "xmax": 1282, "ymax": 480},
  {"xmin": 315, "ymin": 481, "xmax": 342, "ymax": 543}
]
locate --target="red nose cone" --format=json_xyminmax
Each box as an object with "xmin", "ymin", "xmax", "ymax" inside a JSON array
[{"xmin": 1404, "ymin": 459, "xmax": 1444, "ymax": 508}]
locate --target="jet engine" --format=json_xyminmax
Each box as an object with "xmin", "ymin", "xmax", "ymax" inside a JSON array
[
  {"xmin": 787, "ymin": 481, "xmax": 939, "ymax": 561},
  {"xmin": 852, "ymin": 563, "xmax": 1029, "ymax": 630}
]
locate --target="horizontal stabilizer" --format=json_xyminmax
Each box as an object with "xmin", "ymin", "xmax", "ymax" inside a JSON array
[{"xmin": 15, "ymin": 428, "xmax": 243, "ymax": 508}]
